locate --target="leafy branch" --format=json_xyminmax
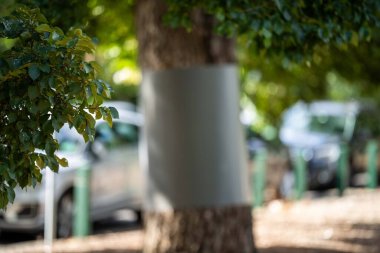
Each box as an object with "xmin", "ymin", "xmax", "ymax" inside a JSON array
[{"xmin": 0, "ymin": 6, "xmax": 115, "ymax": 208}]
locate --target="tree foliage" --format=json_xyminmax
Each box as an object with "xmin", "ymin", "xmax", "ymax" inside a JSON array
[
  {"xmin": 0, "ymin": 7, "xmax": 115, "ymax": 208},
  {"xmin": 165, "ymin": 0, "xmax": 380, "ymax": 62},
  {"xmin": 238, "ymin": 29, "xmax": 380, "ymax": 133},
  {"xmin": 17, "ymin": 0, "xmax": 91, "ymax": 32}
]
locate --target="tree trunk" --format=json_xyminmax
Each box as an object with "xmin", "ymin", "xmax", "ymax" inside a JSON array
[
  {"xmin": 144, "ymin": 205, "xmax": 254, "ymax": 253},
  {"xmin": 135, "ymin": 0, "xmax": 256, "ymax": 252},
  {"xmin": 135, "ymin": 0, "xmax": 235, "ymax": 70}
]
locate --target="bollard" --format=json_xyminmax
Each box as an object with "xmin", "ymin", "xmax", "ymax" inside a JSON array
[
  {"xmin": 253, "ymin": 148, "xmax": 267, "ymax": 208},
  {"xmin": 44, "ymin": 169, "xmax": 56, "ymax": 252},
  {"xmin": 366, "ymin": 140, "xmax": 378, "ymax": 189},
  {"xmin": 337, "ymin": 143, "xmax": 349, "ymax": 196},
  {"xmin": 294, "ymin": 149, "xmax": 306, "ymax": 200},
  {"xmin": 74, "ymin": 164, "xmax": 91, "ymax": 237}
]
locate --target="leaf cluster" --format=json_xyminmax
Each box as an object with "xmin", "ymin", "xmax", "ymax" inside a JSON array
[
  {"xmin": 0, "ymin": 7, "xmax": 115, "ymax": 208},
  {"xmin": 17, "ymin": 0, "xmax": 91, "ymax": 32},
  {"xmin": 164, "ymin": 0, "xmax": 380, "ymax": 63}
]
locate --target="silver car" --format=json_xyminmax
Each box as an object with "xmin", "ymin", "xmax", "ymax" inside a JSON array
[{"xmin": 0, "ymin": 102, "xmax": 144, "ymax": 237}]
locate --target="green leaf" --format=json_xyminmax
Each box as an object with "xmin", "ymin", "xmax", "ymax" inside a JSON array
[
  {"xmin": 0, "ymin": 191, "xmax": 8, "ymax": 209},
  {"xmin": 73, "ymin": 114, "xmax": 84, "ymax": 129},
  {"xmin": 36, "ymin": 155, "xmax": 44, "ymax": 169},
  {"xmin": 39, "ymin": 64, "xmax": 51, "ymax": 73},
  {"xmin": 85, "ymin": 86, "xmax": 94, "ymax": 105},
  {"xmin": 48, "ymin": 76, "xmax": 56, "ymax": 89},
  {"xmin": 95, "ymin": 109, "xmax": 102, "ymax": 119},
  {"xmin": 38, "ymin": 100, "xmax": 50, "ymax": 111},
  {"xmin": 35, "ymin": 24, "xmax": 52, "ymax": 33},
  {"xmin": 45, "ymin": 140, "xmax": 57, "ymax": 156},
  {"xmin": 19, "ymin": 132, "xmax": 30, "ymax": 143},
  {"xmin": 30, "ymin": 103, "xmax": 39, "ymax": 114},
  {"xmin": 28, "ymin": 86, "xmax": 39, "ymax": 99},
  {"xmin": 57, "ymin": 157, "xmax": 68, "ymax": 167},
  {"xmin": 83, "ymin": 62, "xmax": 92, "ymax": 74},
  {"xmin": 52, "ymin": 118, "xmax": 61, "ymax": 131},
  {"xmin": 76, "ymin": 37, "xmax": 96, "ymax": 53},
  {"xmin": 351, "ymin": 31, "xmax": 359, "ymax": 46},
  {"xmin": 28, "ymin": 64, "xmax": 40, "ymax": 80},
  {"xmin": 84, "ymin": 112, "xmax": 96, "ymax": 127},
  {"xmin": 90, "ymin": 61, "xmax": 102, "ymax": 73},
  {"xmin": 109, "ymin": 107, "xmax": 119, "ymax": 119},
  {"xmin": 67, "ymin": 38, "xmax": 77, "ymax": 48},
  {"xmin": 102, "ymin": 87, "xmax": 111, "ymax": 99},
  {"xmin": 48, "ymin": 157, "xmax": 59, "ymax": 172},
  {"xmin": 32, "ymin": 132, "xmax": 41, "ymax": 146},
  {"xmin": 6, "ymin": 187, "xmax": 15, "ymax": 204},
  {"xmin": 20, "ymin": 31, "xmax": 31, "ymax": 39},
  {"xmin": 8, "ymin": 113, "xmax": 16, "ymax": 123},
  {"xmin": 0, "ymin": 163, "xmax": 7, "ymax": 176},
  {"xmin": 106, "ymin": 114, "xmax": 113, "ymax": 127}
]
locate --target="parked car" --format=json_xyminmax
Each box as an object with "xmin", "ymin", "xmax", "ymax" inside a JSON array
[
  {"xmin": 0, "ymin": 101, "xmax": 144, "ymax": 237},
  {"xmin": 279, "ymin": 100, "xmax": 380, "ymax": 196}
]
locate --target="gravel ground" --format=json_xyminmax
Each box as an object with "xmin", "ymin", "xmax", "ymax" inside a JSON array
[
  {"xmin": 1, "ymin": 189, "xmax": 379, "ymax": 253},
  {"xmin": 256, "ymin": 188, "xmax": 380, "ymax": 253}
]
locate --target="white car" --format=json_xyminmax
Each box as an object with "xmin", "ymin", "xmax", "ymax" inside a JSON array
[{"xmin": 0, "ymin": 102, "xmax": 144, "ymax": 237}]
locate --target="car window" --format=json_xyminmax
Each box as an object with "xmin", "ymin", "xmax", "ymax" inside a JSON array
[
  {"xmin": 95, "ymin": 121, "xmax": 139, "ymax": 148},
  {"xmin": 309, "ymin": 115, "xmax": 346, "ymax": 135},
  {"xmin": 113, "ymin": 122, "xmax": 139, "ymax": 144}
]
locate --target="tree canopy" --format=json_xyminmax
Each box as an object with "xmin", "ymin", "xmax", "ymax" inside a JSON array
[{"xmin": 165, "ymin": 0, "xmax": 380, "ymax": 61}]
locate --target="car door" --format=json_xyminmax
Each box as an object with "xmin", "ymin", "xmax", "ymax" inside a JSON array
[{"xmin": 90, "ymin": 120, "xmax": 141, "ymax": 215}]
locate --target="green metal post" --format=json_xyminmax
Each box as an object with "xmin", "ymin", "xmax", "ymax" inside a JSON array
[
  {"xmin": 295, "ymin": 149, "xmax": 306, "ymax": 200},
  {"xmin": 337, "ymin": 143, "xmax": 349, "ymax": 196},
  {"xmin": 366, "ymin": 140, "xmax": 378, "ymax": 189},
  {"xmin": 74, "ymin": 164, "xmax": 91, "ymax": 237},
  {"xmin": 253, "ymin": 149, "xmax": 267, "ymax": 208}
]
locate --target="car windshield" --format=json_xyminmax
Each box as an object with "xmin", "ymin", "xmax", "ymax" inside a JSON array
[
  {"xmin": 282, "ymin": 103, "xmax": 348, "ymax": 136},
  {"xmin": 308, "ymin": 115, "xmax": 346, "ymax": 135},
  {"xmin": 55, "ymin": 125, "xmax": 85, "ymax": 153}
]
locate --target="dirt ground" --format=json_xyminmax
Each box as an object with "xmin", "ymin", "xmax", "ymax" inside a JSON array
[{"xmin": 1, "ymin": 188, "xmax": 379, "ymax": 253}]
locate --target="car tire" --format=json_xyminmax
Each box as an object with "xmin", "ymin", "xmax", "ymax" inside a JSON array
[{"xmin": 57, "ymin": 192, "xmax": 74, "ymax": 238}]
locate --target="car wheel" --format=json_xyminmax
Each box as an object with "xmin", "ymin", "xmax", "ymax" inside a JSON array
[{"xmin": 57, "ymin": 192, "xmax": 74, "ymax": 238}]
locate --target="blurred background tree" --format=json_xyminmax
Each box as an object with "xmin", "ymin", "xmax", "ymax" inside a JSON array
[{"xmin": 240, "ymin": 31, "xmax": 380, "ymax": 138}]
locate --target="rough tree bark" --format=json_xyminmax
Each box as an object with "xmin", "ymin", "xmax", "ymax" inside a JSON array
[
  {"xmin": 136, "ymin": 0, "xmax": 235, "ymax": 70},
  {"xmin": 136, "ymin": 0, "xmax": 256, "ymax": 252}
]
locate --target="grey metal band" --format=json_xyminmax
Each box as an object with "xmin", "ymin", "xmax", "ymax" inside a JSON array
[{"xmin": 141, "ymin": 64, "xmax": 250, "ymax": 211}]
